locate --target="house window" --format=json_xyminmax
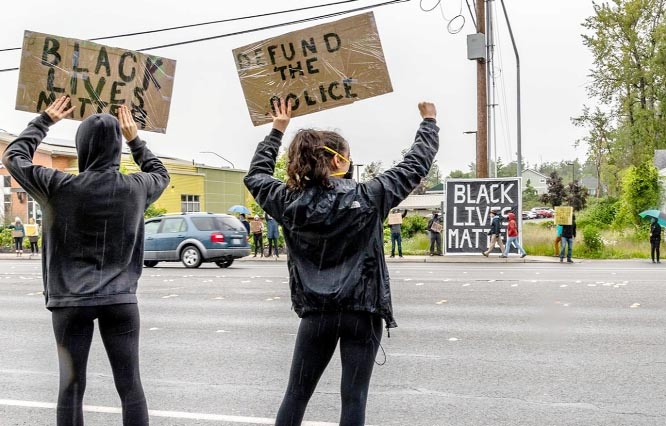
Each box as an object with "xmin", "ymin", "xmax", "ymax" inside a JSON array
[
  {"xmin": 27, "ymin": 195, "xmax": 42, "ymax": 225},
  {"xmin": 539, "ymin": 179, "xmax": 546, "ymax": 184},
  {"xmin": 2, "ymin": 176, "xmax": 11, "ymax": 187},
  {"xmin": 3, "ymin": 194, "xmax": 10, "ymax": 223},
  {"xmin": 180, "ymin": 194, "xmax": 200, "ymax": 212}
]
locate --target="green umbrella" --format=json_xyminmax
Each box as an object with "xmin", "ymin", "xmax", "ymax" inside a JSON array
[{"xmin": 638, "ymin": 209, "xmax": 666, "ymax": 227}]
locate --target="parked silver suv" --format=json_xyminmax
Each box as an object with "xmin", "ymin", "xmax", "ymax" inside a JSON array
[{"xmin": 143, "ymin": 212, "xmax": 250, "ymax": 268}]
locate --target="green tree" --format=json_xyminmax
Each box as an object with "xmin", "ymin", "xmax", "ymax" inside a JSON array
[
  {"xmin": 581, "ymin": 0, "xmax": 666, "ymax": 171},
  {"xmin": 361, "ymin": 161, "xmax": 384, "ymax": 182},
  {"xmin": 522, "ymin": 179, "xmax": 539, "ymax": 204},
  {"xmin": 448, "ymin": 169, "xmax": 473, "ymax": 179},
  {"xmin": 565, "ymin": 181, "xmax": 590, "ymax": 211},
  {"xmin": 540, "ymin": 171, "xmax": 567, "ymax": 207},
  {"xmin": 144, "ymin": 204, "xmax": 167, "ymax": 218},
  {"xmin": 616, "ymin": 161, "xmax": 661, "ymax": 226},
  {"xmin": 273, "ymin": 150, "xmax": 288, "ymax": 181},
  {"xmin": 572, "ymin": 106, "xmax": 613, "ymax": 197}
]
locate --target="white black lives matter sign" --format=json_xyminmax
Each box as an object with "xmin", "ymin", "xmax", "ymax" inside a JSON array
[{"xmin": 445, "ymin": 178, "xmax": 521, "ymax": 254}]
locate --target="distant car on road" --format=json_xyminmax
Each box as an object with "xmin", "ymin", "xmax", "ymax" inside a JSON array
[
  {"xmin": 522, "ymin": 210, "xmax": 537, "ymax": 220},
  {"xmin": 143, "ymin": 212, "xmax": 250, "ymax": 268},
  {"xmin": 530, "ymin": 207, "xmax": 554, "ymax": 218}
]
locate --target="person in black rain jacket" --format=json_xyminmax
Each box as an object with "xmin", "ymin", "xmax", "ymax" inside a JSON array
[
  {"xmin": 2, "ymin": 96, "xmax": 169, "ymax": 426},
  {"xmin": 244, "ymin": 98, "xmax": 439, "ymax": 425}
]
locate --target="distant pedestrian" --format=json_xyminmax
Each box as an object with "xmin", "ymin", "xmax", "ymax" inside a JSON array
[
  {"xmin": 554, "ymin": 224, "xmax": 563, "ymax": 257},
  {"xmin": 239, "ymin": 213, "xmax": 250, "ymax": 235},
  {"xmin": 9, "ymin": 217, "xmax": 25, "ymax": 257},
  {"xmin": 266, "ymin": 213, "xmax": 280, "ymax": 257},
  {"xmin": 26, "ymin": 217, "xmax": 40, "ymax": 256},
  {"xmin": 2, "ymin": 96, "xmax": 169, "ymax": 426},
  {"xmin": 389, "ymin": 209, "xmax": 407, "ymax": 258},
  {"xmin": 483, "ymin": 209, "xmax": 505, "ymax": 257},
  {"xmin": 650, "ymin": 217, "xmax": 661, "ymax": 264},
  {"xmin": 501, "ymin": 212, "xmax": 527, "ymax": 258},
  {"xmin": 560, "ymin": 214, "xmax": 577, "ymax": 263},
  {"xmin": 251, "ymin": 215, "xmax": 264, "ymax": 257},
  {"xmin": 428, "ymin": 212, "xmax": 443, "ymax": 256}
]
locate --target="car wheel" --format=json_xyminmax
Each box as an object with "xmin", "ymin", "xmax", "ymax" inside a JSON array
[
  {"xmin": 181, "ymin": 246, "xmax": 202, "ymax": 268},
  {"xmin": 143, "ymin": 260, "xmax": 159, "ymax": 268},
  {"xmin": 215, "ymin": 258, "xmax": 234, "ymax": 268}
]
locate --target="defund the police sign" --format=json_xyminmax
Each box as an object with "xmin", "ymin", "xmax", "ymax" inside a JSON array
[{"xmin": 232, "ymin": 12, "xmax": 393, "ymax": 126}]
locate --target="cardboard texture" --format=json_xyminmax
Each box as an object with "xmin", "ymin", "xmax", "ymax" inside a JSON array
[
  {"xmin": 554, "ymin": 206, "xmax": 573, "ymax": 225},
  {"xmin": 11, "ymin": 230, "xmax": 24, "ymax": 238},
  {"xmin": 233, "ymin": 12, "xmax": 393, "ymax": 125},
  {"xmin": 387, "ymin": 212, "xmax": 403, "ymax": 225},
  {"xmin": 430, "ymin": 222, "xmax": 443, "ymax": 233},
  {"xmin": 250, "ymin": 221, "xmax": 262, "ymax": 234},
  {"xmin": 16, "ymin": 31, "xmax": 176, "ymax": 133}
]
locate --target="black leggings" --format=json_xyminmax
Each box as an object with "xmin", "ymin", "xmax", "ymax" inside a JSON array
[
  {"xmin": 651, "ymin": 240, "xmax": 660, "ymax": 262},
  {"xmin": 253, "ymin": 233, "xmax": 263, "ymax": 256},
  {"xmin": 51, "ymin": 304, "xmax": 148, "ymax": 426},
  {"xmin": 275, "ymin": 311, "xmax": 383, "ymax": 426}
]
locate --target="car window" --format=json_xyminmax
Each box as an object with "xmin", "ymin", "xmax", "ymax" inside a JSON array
[
  {"xmin": 191, "ymin": 217, "xmax": 217, "ymax": 231},
  {"xmin": 217, "ymin": 217, "xmax": 245, "ymax": 231},
  {"xmin": 145, "ymin": 220, "xmax": 161, "ymax": 235},
  {"xmin": 162, "ymin": 218, "xmax": 187, "ymax": 233}
]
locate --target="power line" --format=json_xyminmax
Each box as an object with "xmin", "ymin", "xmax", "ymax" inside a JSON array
[
  {"xmin": 0, "ymin": 0, "xmax": 409, "ymax": 73},
  {"xmin": 0, "ymin": 0, "xmax": 364, "ymax": 53}
]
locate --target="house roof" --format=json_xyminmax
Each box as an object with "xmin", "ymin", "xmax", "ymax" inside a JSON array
[
  {"xmin": 521, "ymin": 168, "xmax": 549, "ymax": 179},
  {"xmin": 397, "ymin": 194, "xmax": 444, "ymax": 210}
]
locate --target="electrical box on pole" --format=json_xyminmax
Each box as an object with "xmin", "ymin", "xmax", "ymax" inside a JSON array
[{"xmin": 467, "ymin": 34, "xmax": 486, "ymax": 60}]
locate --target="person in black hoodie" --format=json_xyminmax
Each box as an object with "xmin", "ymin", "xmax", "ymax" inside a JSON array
[
  {"xmin": 650, "ymin": 217, "xmax": 662, "ymax": 264},
  {"xmin": 2, "ymin": 96, "xmax": 169, "ymax": 426},
  {"xmin": 245, "ymin": 98, "xmax": 439, "ymax": 426}
]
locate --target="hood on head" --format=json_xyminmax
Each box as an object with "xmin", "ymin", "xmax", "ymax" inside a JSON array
[
  {"xmin": 508, "ymin": 212, "xmax": 515, "ymax": 220},
  {"xmin": 75, "ymin": 114, "xmax": 122, "ymax": 172}
]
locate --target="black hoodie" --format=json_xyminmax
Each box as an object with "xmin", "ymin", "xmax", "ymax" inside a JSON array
[{"xmin": 2, "ymin": 113, "xmax": 169, "ymax": 308}]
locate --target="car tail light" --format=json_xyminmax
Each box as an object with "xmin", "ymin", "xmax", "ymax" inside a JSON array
[{"xmin": 211, "ymin": 232, "xmax": 225, "ymax": 243}]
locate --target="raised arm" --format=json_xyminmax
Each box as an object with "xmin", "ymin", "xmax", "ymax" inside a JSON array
[
  {"xmin": 1, "ymin": 96, "xmax": 75, "ymax": 204},
  {"xmin": 363, "ymin": 102, "xmax": 440, "ymax": 218}
]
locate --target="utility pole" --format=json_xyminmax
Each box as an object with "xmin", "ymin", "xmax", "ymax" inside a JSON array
[{"xmin": 476, "ymin": 0, "xmax": 488, "ymax": 178}]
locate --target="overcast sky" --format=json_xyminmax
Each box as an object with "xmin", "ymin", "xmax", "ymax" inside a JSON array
[{"xmin": 0, "ymin": 0, "xmax": 596, "ymax": 176}]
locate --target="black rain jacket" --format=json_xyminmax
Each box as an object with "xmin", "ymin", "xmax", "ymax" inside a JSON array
[
  {"xmin": 2, "ymin": 113, "xmax": 169, "ymax": 308},
  {"xmin": 488, "ymin": 215, "xmax": 502, "ymax": 236},
  {"xmin": 244, "ymin": 119, "xmax": 439, "ymax": 329}
]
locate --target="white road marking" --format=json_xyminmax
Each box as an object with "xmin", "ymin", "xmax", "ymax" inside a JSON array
[{"xmin": 0, "ymin": 399, "xmax": 344, "ymax": 425}]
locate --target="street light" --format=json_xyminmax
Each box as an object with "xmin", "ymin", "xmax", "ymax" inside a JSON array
[
  {"xmin": 199, "ymin": 151, "xmax": 235, "ymax": 169},
  {"xmin": 463, "ymin": 131, "xmax": 478, "ymax": 173}
]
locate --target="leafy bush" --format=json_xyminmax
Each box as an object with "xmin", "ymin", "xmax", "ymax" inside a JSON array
[
  {"xmin": 582, "ymin": 225, "xmax": 604, "ymax": 252},
  {"xmin": 0, "ymin": 228, "xmax": 13, "ymax": 251},
  {"xmin": 402, "ymin": 215, "xmax": 428, "ymax": 238},
  {"xmin": 578, "ymin": 197, "xmax": 619, "ymax": 229},
  {"xmin": 145, "ymin": 204, "xmax": 167, "ymax": 218}
]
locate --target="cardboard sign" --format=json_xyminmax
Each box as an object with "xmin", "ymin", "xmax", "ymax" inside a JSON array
[
  {"xmin": 233, "ymin": 12, "xmax": 393, "ymax": 126},
  {"xmin": 250, "ymin": 220, "xmax": 263, "ymax": 234},
  {"xmin": 11, "ymin": 230, "xmax": 24, "ymax": 238},
  {"xmin": 554, "ymin": 206, "xmax": 573, "ymax": 225},
  {"xmin": 430, "ymin": 222, "xmax": 443, "ymax": 233},
  {"xmin": 24, "ymin": 224, "xmax": 38, "ymax": 237},
  {"xmin": 388, "ymin": 212, "xmax": 403, "ymax": 225},
  {"xmin": 16, "ymin": 31, "xmax": 177, "ymax": 133}
]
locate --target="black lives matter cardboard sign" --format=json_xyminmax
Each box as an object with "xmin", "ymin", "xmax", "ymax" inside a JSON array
[
  {"xmin": 16, "ymin": 31, "xmax": 176, "ymax": 133},
  {"xmin": 233, "ymin": 12, "xmax": 393, "ymax": 126},
  {"xmin": 445, "ymin": 178, "xmax": 522, "ymax": 254}
]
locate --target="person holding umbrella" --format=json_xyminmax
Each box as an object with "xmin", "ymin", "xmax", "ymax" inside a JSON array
[{"xmin": 650, "ymin": 217, "xmax": 662, "ymax": 264}]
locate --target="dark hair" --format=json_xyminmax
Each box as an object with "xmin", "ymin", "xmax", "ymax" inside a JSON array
[{"xmin": 286, "ymin": 129, "xmax": 349, "ymax": 191}]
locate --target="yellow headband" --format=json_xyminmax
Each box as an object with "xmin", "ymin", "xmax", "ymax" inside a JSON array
[{"xmin": 322, "ymin": 145, "xmax": 350, "ymax": 164}]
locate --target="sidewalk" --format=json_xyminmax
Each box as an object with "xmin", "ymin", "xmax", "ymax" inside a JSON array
[{"xmin": 0, "ymin": 252, "xmax": 558, "ymax": 263}]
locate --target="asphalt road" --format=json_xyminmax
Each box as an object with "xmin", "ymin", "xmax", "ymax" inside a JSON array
[{"xmin": 0, "ymin": 259, "xmax": 664, "ymax": 426}]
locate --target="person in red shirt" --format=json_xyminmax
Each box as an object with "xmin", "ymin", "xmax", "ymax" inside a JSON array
[{"xmin": 501, "ymin": 212, "xmax": 527, "ymax": 258}]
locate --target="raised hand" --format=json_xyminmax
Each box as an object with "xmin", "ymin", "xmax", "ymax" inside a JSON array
[
  {"xmin": 117, "ymin": 105, "xmax": 138, "ymax": 142},
  {"xmin": 270, "ymin": 97, "xmax": 292, "ymax": 134},
  {"xmin": 418, "ymin": 102, "xmax": 437, "ymax": 120},
  {"xmin": 44, "ymin": 96, "xmax": 75, "ymax": 124}
]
